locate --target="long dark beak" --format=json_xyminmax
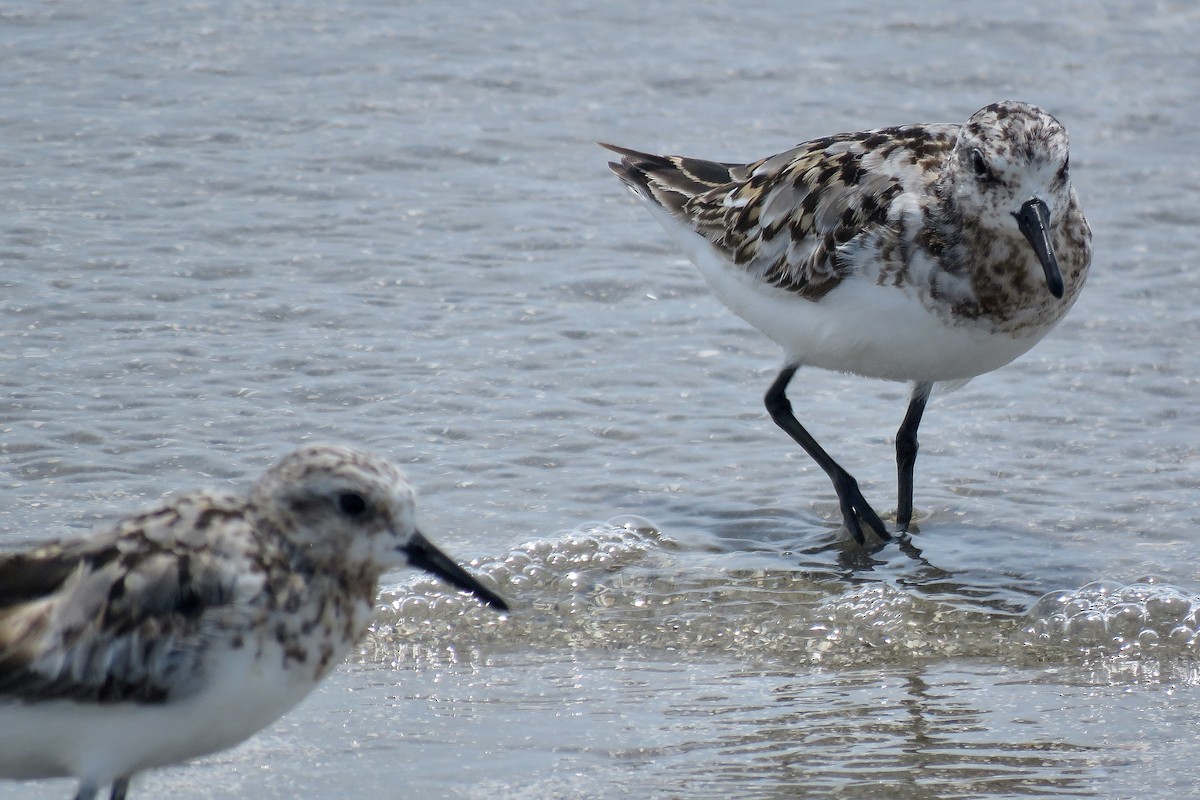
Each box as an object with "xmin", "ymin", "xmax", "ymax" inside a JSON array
[
  {"xmin": 1012, "ymin": 198, "xmax": 1064, "ymax": 299},
  {"xmin": 402, "ymin": 530, "xmax": 509, "ymax": 611}
]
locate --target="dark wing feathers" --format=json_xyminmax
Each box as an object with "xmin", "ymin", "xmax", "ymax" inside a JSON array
[
  {"xmin": 603, "ymin": 127, "xmax": 953, "ymax": 300},
  {"xmin": 0, "ymin": 532, "xmax": 122, "ymax": 610},
  {"xmin": 603, "ymin": 142, "xmax": 742, "ymax": 217},
  {"xmin": 0, "ymin": 509, "xmax": 250, "ymax": 704}
]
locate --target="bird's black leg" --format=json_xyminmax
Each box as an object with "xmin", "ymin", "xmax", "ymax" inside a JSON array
[
  {"xmin": 896, "ymin": 381, "xmax": 932, "ymax": 532},
  {"xmin": 764, "ymin": 366, "xmax": 891, "ymax": 544}
]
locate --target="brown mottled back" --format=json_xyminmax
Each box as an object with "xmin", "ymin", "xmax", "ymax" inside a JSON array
[{"xmin": 605, "ymin": 125, "xmax": 958, "ymax": 300}]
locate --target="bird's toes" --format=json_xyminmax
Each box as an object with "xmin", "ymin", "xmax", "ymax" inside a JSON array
[{"xmin": 858, "ymin": 504, "xmax": 892, "ymax": 543}]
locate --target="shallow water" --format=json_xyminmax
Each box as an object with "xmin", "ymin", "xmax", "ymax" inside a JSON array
[{"xmin": 2, "ymin": 0, "xmax": 1200, "ymax": 797}]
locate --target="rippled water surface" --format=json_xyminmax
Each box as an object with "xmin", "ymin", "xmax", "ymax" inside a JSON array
[{"xmin": 2, "ymin": 0, "xmax": 1199, "ymax": 797}]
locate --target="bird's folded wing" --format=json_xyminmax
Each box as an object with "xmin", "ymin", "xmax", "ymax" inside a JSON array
[
  {"xmin": 605, "ymin": 126, "xmax": 958, "ymax": 300},
  {"xmin": 0, "ymin": 510, "xmax": 259, "ymax": 705}
]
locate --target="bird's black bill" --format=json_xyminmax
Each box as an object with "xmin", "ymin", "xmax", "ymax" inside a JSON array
[
  {"xmin": 1013, "ymin": 197, "xmax": 1064, "ymax": 298},
  {"xmin": 403, "ymin": 531, "xmax": 509, "ymax": 611}
]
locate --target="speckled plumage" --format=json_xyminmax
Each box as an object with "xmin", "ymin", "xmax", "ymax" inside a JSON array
[
  {"xmin": 604, "ymin": 101, "xmax": 1091, "ymax": 543},
  {"xmin": 0, "ymin": 444, "xmax": 507, "ymax": 800}
]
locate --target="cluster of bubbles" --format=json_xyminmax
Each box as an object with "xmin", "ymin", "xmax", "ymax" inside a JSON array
[
  {"xmin": 364, "ymin": 516, "xmax": 997, "ymax": 669},
  {"xmin": 803, "ymin": 583, "xmax": 982, "ymax": 665},
  {"xmin": 363, "ymin": 515, "xmax": 675, "ymax": 666},
  {"xmin": 363, "ymin": 520, "xmax": 1200, "ymax": 679},
  {"xmin": 1020, "ymin": 579, "xmax": 1200, "ymax": 661}
]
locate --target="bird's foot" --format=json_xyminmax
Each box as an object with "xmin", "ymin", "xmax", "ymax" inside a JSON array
[{"xmin": 832, "ymin": 473, "xmax": 892, "ymax": 545}]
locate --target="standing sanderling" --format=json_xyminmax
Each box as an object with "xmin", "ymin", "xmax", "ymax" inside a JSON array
[
  {"xmin": 603, "ymin": 100, "xmax": 1091, "ymax": 544},
  {"xmin": 0, "ymin": 444, "xmax": 508, "ymax": 800}
]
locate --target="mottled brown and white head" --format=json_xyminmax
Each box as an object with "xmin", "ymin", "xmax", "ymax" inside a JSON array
[
  {"xmin": 249, "ymin": 445, "xmax": 507, "ymax": 610},
  {"xmin": 944, "ymin": 101, "xmax": 1075, "ymax": 298}
]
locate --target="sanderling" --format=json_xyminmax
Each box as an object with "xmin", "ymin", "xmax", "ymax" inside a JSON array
[
  {"xmin": 604, "ymin": 100, "xmax": 1091, "ymax": 543},
  {"xmin": 0, "ymin": 444, "xmax": 508, "ymax": 800}
]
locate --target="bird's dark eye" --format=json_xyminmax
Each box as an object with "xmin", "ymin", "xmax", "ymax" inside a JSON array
[
  {"xmin": 337, "ymin": 492, "xmax": 368, "ymax": 518},
  {"xmin": 970, "ymin": 149, "xmax": 991, "ymax": 180}
]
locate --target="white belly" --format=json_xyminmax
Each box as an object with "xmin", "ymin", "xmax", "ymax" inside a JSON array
[
  {"xmin": 652, "ymin": 212, "xmax": 1050, "ymax": 382},
  {"xmin": 705, "ymin": 265, "xmax": 1048, "ymax": 382},
  {"xmin": 0, "ymin": 646, "xmax": 322, "ymax": 785},
  {"xmin": 648, "ymin": 203, "xmax": 1051, "ymax": 383}
]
